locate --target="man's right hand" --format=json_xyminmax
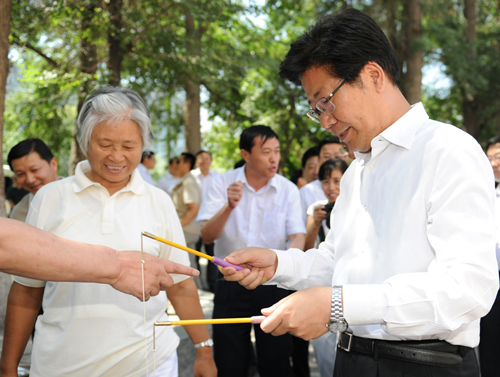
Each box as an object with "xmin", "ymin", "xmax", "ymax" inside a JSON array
[
  {"xmin": 227, "ymin": 181, "xmax": 243, "ymax": 209},
  {"xmin": 219, "ymin": 247, "xmax": 278, "ymax": 290},
  {"xmin": 111, "ymin": 251, "xmax": 199, "ymax": 301}
]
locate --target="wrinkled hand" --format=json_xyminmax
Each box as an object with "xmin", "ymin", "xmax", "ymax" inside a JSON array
[
  {"xmin": 260, "ymin": 287, "xmax": 331, "ymax": 340},
  {"xmin": 219, "ymin": 247, "xmax": 278, "ymax": 290},
  {"xmin": 227, "ymin": 181, "xmax": 243, "ymax": 209},
  {"xmin": 111, "ymin": 251, "xmax": 199, "ymax": 301},
  {"xmin": 312, "ymin": 205, "xmax": 327, "ymax": 225},
  {"xmin": 193, "ymin": 348, "xmax": 217, "ymax": 377}
]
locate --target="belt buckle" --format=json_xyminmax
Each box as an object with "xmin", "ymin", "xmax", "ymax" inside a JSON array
[{"xmin": 338, "ymin": 332, "xmax": 353, "ymax": 352}]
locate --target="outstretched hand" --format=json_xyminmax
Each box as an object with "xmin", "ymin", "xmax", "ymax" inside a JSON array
[
  {"xmin": 111, "ymin": 251, "xmax": 199, "ymax": 301},
  {"xmin": 219, "ymin": 247, "xmax": 278, "ymax": 290}
]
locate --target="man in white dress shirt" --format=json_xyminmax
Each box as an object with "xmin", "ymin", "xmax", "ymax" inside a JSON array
[
  {"xmin": 299, "ymin": 136, "xmax": 347, "ymax": 224},
  {"xmin": 219, "ymin": 9, "xmax": 498, "ymax": 377},
  {"xmin": 192, "ymin": 150, "xmax": 219, "ymax": 292},
  {"xmin": 137, "ymin": 150, "xmax": 155, "ymax": 184},
  {"xmin": 197, "ymin": 125, "xmax": 306, "ymax": 377},
  {"xmin": 157, "ymin": 157, "xmax": 180, "ymax": 196}
]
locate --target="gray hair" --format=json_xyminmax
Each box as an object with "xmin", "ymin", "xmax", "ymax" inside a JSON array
[{"xmin": 76, "ymin": 87, "xmax": 154, "ymax": 156}]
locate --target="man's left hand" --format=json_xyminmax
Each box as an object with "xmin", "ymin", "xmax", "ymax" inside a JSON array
[{"xmin": 260, "ymin": 286, "xmax": 332, "ymax": 340}]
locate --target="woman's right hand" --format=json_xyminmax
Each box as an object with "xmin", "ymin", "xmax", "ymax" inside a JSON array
[{"xmin": 312, "ymin": 205, "xmax": 327, "ymax": 225}]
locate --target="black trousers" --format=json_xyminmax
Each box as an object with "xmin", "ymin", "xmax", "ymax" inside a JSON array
[
  {"xmin": 334, "ymin": 345, "xmax": 479, "ymax": 377},
  {"xmin": 213, "ymin": 279, "xmax": 293, "ymax": 377},
  {"xmin": 479, "ymin": 271, "xmax": 500, "ymax": 377}
]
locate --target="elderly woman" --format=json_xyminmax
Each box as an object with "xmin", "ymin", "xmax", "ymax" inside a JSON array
[{"xmin": 0, "ymin": 87, "xmax": 217, "ymax": 377}]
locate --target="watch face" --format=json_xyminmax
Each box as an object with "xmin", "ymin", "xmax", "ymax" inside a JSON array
[{"xmin": 328, "ymin": 321, "xmax": 348, "ymax": 333}]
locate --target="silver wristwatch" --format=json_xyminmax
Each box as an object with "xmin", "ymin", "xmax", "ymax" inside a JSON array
[
  {"xmin": 194, "ymin": 338, "xmax": 214, "ymax": 349},
  {"xmin": 327, "ymin": 285, "xmax": 348, "ymax": 333}
]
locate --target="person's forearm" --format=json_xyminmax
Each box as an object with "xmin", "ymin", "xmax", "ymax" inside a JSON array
[
  {"xmin": 181, "ymin": 203, "xmax": 200, "ymax": 227},
  {"xmin": 167, "ymin": 279, "xmax": 211, "ymax": 344},
  {"xmin": 0, "ymin": 218, "xmax": 122, "ymax": 283},
  {"xmin": 288, "ymin": 233, "xmax": 305, "ymax": 251},
  {"xmin": 200, "ymin": 204, "xmax": 233, "ymax": 244},
  {"xmin": 0, "ymin": 283, "xmax": 44, "ymax": 375},
  {"xmin": 305, "ymin": 219, "xmax": 322, "ymax": 251}
]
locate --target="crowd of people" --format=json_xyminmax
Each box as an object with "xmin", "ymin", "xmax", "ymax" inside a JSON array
[{"xmin": 0, "ymin": 7, "xmax": 499, "ymax": 377}]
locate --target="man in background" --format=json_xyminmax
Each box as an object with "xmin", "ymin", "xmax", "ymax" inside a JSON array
[
  {"xmin": 171, "ymin": 152, "xmax": 202, "ymax": 285},
  {"xmin": 8, "ymin": 138, "xmax": 60, "ymax": 222},
  {"xmin": 157, "ymin": 156, "xmax": 180, "ymax": 196},
  {"xmin": 192, "ymin": 150, "xmax": 219, "ymax": 292},
  {"xmin": 137, "ymin": 150, "xmax": 156, "ymax": 184},
  {"xmin": 197, "ymin": 125, "xmax": 306, "ymax": 377},
  {"xmin": 299, "ymin": 136, "xmax": 346, "ymax": 223}
]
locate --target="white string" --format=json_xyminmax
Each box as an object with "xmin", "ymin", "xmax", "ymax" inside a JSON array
[{"xmin": 141, "ymin": 234, "xmax": 149, "ymax": 376}]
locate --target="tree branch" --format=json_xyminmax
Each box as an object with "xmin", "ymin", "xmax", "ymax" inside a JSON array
[{"xmin": 11, "ymin": 34, "xmax": 59, "ymax": 68}]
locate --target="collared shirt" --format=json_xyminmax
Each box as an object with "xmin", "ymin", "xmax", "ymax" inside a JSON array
[
  {"xmin": 171, "ymin": 172, "xmax": 202, "ymax": 235},
  {"xmin": 8, "ymin": 192, "xmax": 33, "ymax": 222},
  {"xmin": 191, "ymin": 167, "xmax": 218, "ymax": 198},
  {"xmin": 137, "ymin": 163, "xmax": 154, "ymax": 184},
  {"xmin": 197, "ymin": 166, "xmax": 306, "ymax": 260},
  {"xmin": 15, "ymin": 161, "xmax": 190, "ymax": 377},
  {"xmin": 269, "ymin": 103, "xmax": 498, "ymax": 347},
  {"xmin": 300, "ymin": 180, "xmax": 327, "ymax": 224},
  {"xmin": 157, "ymin": 173, "xmax": 180, "ymax": 196}
]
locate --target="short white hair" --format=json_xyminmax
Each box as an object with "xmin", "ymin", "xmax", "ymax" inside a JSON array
[{"xmin": 77, "ymin": 87, "xmax": 153, "ymax": 156}]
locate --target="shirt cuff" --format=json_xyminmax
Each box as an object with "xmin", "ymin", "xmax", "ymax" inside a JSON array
[
  {"xmin": 265, "ymin": 249, "xmax": 295, "ymax": 286},
  {"xmin": 14, "ymin": 275, "xmax": 46, "ymax": 288},
  {"xmin": 343, "ymin": 284, "xmax": 385, "ymax": 326}
]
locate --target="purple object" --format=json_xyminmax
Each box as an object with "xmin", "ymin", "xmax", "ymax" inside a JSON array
[
  {"xmin": 212, "ymin": 256, "xmax": 245, "ymax": 271},
  {"xmin": 251, "ymin": 315, "xmax": 266, "ymax": 324}
]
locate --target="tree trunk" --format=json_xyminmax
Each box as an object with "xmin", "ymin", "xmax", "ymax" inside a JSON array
[
  {"xmin": 462, "ymin": 0, "xmax": 480, "ymax": 138},
  {"xmin": 107, "ymin": 0, "xmax": 127, "ymax": 86},
  {"xmin": 0, "ymin": 0, "xmax": 13, "ymax": 337},
  {"xmin": 0, "ymin": 0, "xmax": 13, "ymax": 218},
  {"xmin": 68, "ymin": 3, "xmax": 99, "ymax": 175},
  {"xmin": 404, "ymin": 0, "xmax": 423, "ymax": 104},
  {"xmin": 183, "ymin": 78, "xmax": 201, "ymax": 153},
  {"xmin": 383, "ymin": 0, "xmax": 405, "ymax": 84},
  {"xmin": 183, "ymin": 11, "xmax": 203, "ymax": 154}
]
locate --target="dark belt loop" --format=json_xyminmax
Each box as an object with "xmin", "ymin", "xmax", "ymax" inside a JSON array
[{"xmin": 373, "ymin": 339, "xmax": 379, "ymax": 361}]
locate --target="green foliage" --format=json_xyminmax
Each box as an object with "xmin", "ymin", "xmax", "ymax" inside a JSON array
[{"xmin": 4, "ymin": 0, "xmax": 500, "ymax": 180}]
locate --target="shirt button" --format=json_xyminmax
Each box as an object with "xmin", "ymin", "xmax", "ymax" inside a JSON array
[
  {"xmin": 364, "ymin": 205, "xmax": 369, "ymax": 211},
  {"xmin": 369, "ymin": 164, "xmax": 374, "ymax": 170}
]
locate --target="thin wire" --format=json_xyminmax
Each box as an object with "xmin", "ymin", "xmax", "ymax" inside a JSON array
[{"xmin": 141, "ymin": 234, "xmax": 149, "ymax": 376}]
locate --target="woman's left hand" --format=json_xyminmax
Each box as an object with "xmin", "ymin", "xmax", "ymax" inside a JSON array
[{"xmin": 193, "ymin": 347, "xmax": 217, "ymax": 377}]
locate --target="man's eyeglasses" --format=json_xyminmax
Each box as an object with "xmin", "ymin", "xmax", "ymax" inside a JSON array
[
  {"xmin": 306, "ymin": 79, "xmax": 347, "ymax": 123},
  {"xmin": 488, "ymin": 154, "xmax": 500, "ymax": 163}
]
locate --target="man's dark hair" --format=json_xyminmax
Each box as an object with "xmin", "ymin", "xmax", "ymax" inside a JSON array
[
  {"xmin": 239, "ymin": 125, "xmax": 279, "ymax": 153},
  {"xmin": 318, "ymin": 136, "xmax": 341, "ymax": 153},
  {"xmin": 318, "ymin": 158, "xmax": 349, "ymax": 181},
  {"xmin": 168, "ymin": 156, "xmax": 178, "ymax": 164},
  {"xmin": 279, "ymin": 8, "xmax": 400, "ymax": 87},
  {"xmin": 486, "ymin": 135, "xmax": 500, "ymax": 152},
  {"xmin": 181, "ymin": 152, "xmax": 196, "ymax": 170},
  {"xmin": 8, "ymin": 138, "xmax": 54, "ymax": 170},
  {"xmin": 141, "ymin": 150, "xmax": 154, "ymax": 163},
  {"xmin": 196, "ymin": 150, "xmax": 211, "ymax": 157},
  {"xmin": 301, "ymin": 146, "xmax": 319, "ymax": 168}
]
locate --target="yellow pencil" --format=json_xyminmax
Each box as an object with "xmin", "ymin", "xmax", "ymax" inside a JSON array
[
  {"xmin": 155, "ymin": 316, "xmax": 266, "ymax": 326},
  {"xmin": 142, "ymin": 231, "xmax": 245, "ymax": 271}
]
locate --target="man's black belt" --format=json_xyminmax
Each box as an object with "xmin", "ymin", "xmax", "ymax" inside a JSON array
[{"xmin": 337, "ymin": 332, "xmax": 466, "ymax": 367}]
